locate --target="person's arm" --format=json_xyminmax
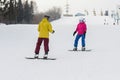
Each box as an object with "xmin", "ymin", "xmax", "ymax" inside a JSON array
[
  {"xmin": 38, "ymin": 23, "xmax": 40, "ymax": 32},
  {"xmin": 73, "ymin": 31, "xmax": 76, "ymax": 36},
  {"xmin": 73, "ymin": 24, "xmax": 78, "ymax": 36},
  {"xmin": 83, "ymin": 25, "xmax": 86, "ymax": 37},
  {"xmin": 48, "ymin": 22, "xmax": 55, "ymax": 33}
]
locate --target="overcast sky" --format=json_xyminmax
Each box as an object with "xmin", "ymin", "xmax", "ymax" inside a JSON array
[{"xmin": 33, "ymin": 0, "xmax": 120, "ymax": 14}]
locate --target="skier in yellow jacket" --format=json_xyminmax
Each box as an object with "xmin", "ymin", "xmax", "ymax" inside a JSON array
[{"xmin": 34, "ymin": 15, "xmax": 55, "ymax": 59}]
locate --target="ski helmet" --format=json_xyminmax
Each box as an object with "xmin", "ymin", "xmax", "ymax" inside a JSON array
[{"xmin": 79, "ymin": 17, "xmax": 85, "ymax": 22}]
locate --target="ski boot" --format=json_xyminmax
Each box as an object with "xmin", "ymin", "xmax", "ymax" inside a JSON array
[
  {"xmin": 34, "ymin": 54, "xmax": 39, "ymax": 59},
  {"xmin": 43, "ymin": 52, "xmax": 48, "ymax": 59},
  {"xmin": 73, "ymin": 47, "xmax": 77, "ymax": 51},
  {"xmin": 81, "ymin": 47, "xmax": 85, "ymax": 51}
]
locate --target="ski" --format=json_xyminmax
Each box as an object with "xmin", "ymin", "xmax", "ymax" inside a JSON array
[{"xmin": 25, "ymin": 57, "xmax": 56, "ymax": 60}]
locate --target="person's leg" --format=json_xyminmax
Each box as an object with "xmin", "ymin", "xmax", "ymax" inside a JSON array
[
  {"xmin": 35, "ymin": 38, "xmax": 43, "ymax": 54},
  {"xmin": 44, "ymin": 38, "xmax": 49, "ymax": 53},
  {"xmin": 43, "ymin": 38, "xmax": 49, "ymax": 59},
  {"xmin": 73, "ymin": 35, "xmax": 81, "ymax": 50},
  {"xmin": 81, "ymin": 34, "xmax": 86, "ymax": 47},
  {"xmin": 81, "ymin": 34, "xmax": 86, "ymax": 51}
]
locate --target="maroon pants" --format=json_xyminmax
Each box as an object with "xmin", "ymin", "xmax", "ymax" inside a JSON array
[{"xmin": 35, "ymin": 38, "xmax": 49, "ymax": 54}]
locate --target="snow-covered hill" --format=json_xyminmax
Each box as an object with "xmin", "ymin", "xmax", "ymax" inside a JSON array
[{"xmin": 0, "ymin": 16, "xmax": 120, "ymax": 80}]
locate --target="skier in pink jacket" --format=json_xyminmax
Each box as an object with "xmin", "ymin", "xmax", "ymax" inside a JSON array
[{"xmin": 73, "ymin": 17, "xmax": 87, "ymax": 51}]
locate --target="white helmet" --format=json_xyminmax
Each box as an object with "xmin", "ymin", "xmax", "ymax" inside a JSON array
[{"xmin": 79, "ymin": 17, "xmax": 85, "ymax": 22}]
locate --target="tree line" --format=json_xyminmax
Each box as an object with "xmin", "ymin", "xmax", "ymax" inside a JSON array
[{"xmin": 0, "ymin": 0, "xmax": 62, "ymax": 24}]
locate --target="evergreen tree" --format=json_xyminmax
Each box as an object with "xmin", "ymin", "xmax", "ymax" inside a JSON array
[
  {"xmin": 0, "ymin": 0, "xmax": 8, "ymax": 23},
  {"xmin": 17, "ymin": 0, "xmax": 23, "ymax": 23},
  {"xmin": 29, "ymin": 1, "xmax": 34, "ymax": 23},
  {"xmin": 24, "ymin": 0, "xmax": 30, "ymax": 23},
  {"xmin": 9, "ymin": 0, "xmax": 16, "ymax": 23}
]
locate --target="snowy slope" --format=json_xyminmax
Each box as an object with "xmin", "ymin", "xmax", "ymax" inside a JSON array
[{"xmin": 0, "ymin": 16, "xmax": 120, "ymax": 80}]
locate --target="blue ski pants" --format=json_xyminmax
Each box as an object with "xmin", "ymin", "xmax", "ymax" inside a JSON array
[{"xmin": 74, "ymin": 34, "xmax": 86, "ymax": 48}]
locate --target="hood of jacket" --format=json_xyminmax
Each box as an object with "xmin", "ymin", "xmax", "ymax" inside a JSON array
[{"xmin": 41, "ymin": 18, "xmax": 48, "ymax": 22}]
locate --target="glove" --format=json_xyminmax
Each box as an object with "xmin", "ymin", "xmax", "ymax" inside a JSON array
[
  {"xmin": 84, "ymin": 32, "xmax": 86, "ymax": 34},
  {"xmin": 73, "ymin": 31, "xmax": 76, "ymax": 36},
  {"xmin": 52, "ymin": 30, "xmax": 55, "ymax": 34}
]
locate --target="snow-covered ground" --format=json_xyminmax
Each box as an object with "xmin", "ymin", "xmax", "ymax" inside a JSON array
[{"xmin": 0, "ymin": 16, "xmax": 120, "ymax": 80}]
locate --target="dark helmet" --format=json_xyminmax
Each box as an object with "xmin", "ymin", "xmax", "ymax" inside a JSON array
[{"xmin": 44, "ymin": 15, "xmax": 50, "ymax": 19}]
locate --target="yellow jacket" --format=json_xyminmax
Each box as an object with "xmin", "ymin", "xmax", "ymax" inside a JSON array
[{"xmin": 38, "ymin": 18, "xmax": 53, "ymax": 38}]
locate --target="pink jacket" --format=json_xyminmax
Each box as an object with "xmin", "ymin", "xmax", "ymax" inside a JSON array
[{"xmin": 75, "ymin": 22, "xmax": 87, "ymax": 35}]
